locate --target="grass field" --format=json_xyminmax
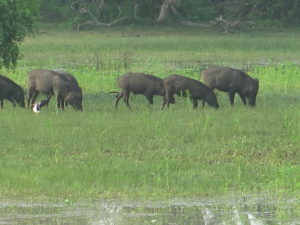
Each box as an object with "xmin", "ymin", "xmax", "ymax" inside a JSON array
[{"xmin": 0, "ymin": 26, "xmax": 300, "ymax": 201}]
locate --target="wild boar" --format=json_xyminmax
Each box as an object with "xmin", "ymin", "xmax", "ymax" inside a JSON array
[
  {"xmin": 0, "ymin": 75, "xmax": 25, "ymax": 108},
  {"xmin": 163, "ymin": 75, "xmax": 219, "ymax": 109},
  {"xmin": 27, "ymin": 69, "xmax": 83, "ymax": 111},
  {"xmin": 114, "ymin": 72, "xmax": 166, "ymax": 108},
  {"xmin": 201, "ymin": 66, "xmax": 259, "ymax": 106}
]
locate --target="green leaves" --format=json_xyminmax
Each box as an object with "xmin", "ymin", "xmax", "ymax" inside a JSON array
[{"xmin": 0, "ymin": 0, "xmax": 39, "ymax": 68}]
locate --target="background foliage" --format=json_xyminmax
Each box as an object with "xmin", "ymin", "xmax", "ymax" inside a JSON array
[{"xmin": 39, "ymin": 0, "xmax": 300, "ymax": 26}]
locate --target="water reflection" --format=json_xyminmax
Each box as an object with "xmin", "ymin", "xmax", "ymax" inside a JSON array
[{"xmin": 0, "ymin": 195, "xmax": 299, "ymax": 225}]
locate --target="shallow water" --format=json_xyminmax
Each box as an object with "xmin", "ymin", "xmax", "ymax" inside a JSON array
[{"xmin": 0, "ymin": 195, "xmax": 299, "ymax": 225}]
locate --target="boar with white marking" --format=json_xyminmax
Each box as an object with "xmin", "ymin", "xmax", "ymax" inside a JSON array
[{"xmin": 27, "ymin": 69, "xmax": 83, "ymax": 110}]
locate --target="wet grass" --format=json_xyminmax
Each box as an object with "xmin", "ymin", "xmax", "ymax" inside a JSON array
[{"xmin": 0, "ymin": 27, "xmax": 300, "ymax": 200}]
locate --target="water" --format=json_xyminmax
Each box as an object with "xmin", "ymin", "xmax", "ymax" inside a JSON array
[{"xmin": 0, "ymin": 195, "xmax": 299, "ymax": 225}]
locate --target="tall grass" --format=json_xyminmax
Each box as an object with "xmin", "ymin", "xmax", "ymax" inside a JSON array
[
  {"xmin": 17, "ymin": 28, "xmax": 300, "ymax": 68},
  {"xmin": 0, "ymin": 28, "xmax": 300, "ymax": 199}
]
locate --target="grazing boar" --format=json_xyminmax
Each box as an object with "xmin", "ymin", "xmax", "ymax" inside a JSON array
[
  {"xmin": 27, "ymin": 69, "xmax": 83, "ymax": 111},
  {"xmin": 114, "ymin": 73, "xmax": 166, "ymax": 108},
  {"xmin": 201, "ymin": 66, "xmax": 259, "ymax": 106},
  {"xmin": 163, "ymin": 75, "xmax": 219, "ymax": 109},
  {"xmin": 0, "ymin": 75, "xmax": 25, "ymax": 108}
]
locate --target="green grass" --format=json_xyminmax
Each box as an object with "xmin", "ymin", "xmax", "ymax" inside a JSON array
[
  {"xmin": 17, "ymin": 27, "xmax": 300, "ymax": 68},
  {"xmin": 0, "ymin": 27, "xmax": 300, "ymax": 200}
]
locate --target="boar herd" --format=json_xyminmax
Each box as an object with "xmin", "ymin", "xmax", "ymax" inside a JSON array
[
  {"xmin": 0, "ymin": 65, "xmax": 259, "ymax": 111},
  {"xmin": 114, "ymin": 65, "xmax": 259, "ymax": 109}
]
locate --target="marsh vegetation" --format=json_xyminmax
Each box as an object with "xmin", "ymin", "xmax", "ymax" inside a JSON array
[{"xmin": 0, "ymin": 27, "xmax": 300, "ymax": 202}]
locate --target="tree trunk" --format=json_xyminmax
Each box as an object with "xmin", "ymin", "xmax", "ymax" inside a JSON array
[
  {"xmin": 134, "ymin": 3, "xmax": 141, "ymax": 19},
  {"xmin": 157, "ymin": 0, "xmax": 178, "ymax": 22}
]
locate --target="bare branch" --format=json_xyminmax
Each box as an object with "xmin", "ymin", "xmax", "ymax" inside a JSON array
[
  {"xmin": 179, "ymin": 20, "xmax": 212, "ymax": 28},
  {"xmin": 77, "ymin": 4, "xmax": 127, "ymax": 31},
  {"xmin": 116, "ymin": 5, "xmax": 122, "ymax": 19},
  {"xmin": 213, "ymin": 15, "xmax": 256, "ymax": 32},
  {"xmin": 88, "ymin": 0, "xmax": 96, "ymax": 10},
  {"xmin": 70, "ymin": 0, "xmax": 82, "ymax": 10},
  {"xmin": 249, "ymin": 1, "xmax": 260, "ymax": 17},
  {"xmin": 97, "ymin": 0, "xmax": 105, "ymax": 17},
  {"xmin": 214, "ymin": 15, "xmax": 240, "ymax": 32},
  {"xmin": 134, "ymin": 3, "xmax": 141, "ymax": 20},
  {"xmin": 77, "ymin": 21, "xmax": 97, "ymax": 31},
  {"xmin": 157, "ymin": 0, "xmax": 180, "ymax": 22},
  {"xmin": 82, "ymin": 7, "xmax": 100, "ymax": 24},
  {"xmin": 170, "ymin": 6, "xmax": 179, "ymax": 16},
  {"xmin": 77, "ymin": 16, "xmax": 128, "ymax": 31}
]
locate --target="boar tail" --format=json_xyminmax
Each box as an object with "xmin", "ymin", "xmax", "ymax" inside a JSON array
[{"xmin": 108, "ymin": 91, "xmax": 121, "ymax": 98}]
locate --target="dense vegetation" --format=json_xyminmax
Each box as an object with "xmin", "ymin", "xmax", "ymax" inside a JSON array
[{"xmin": 40, "ymin": 0, "xmax": 300, "ymax": 29}]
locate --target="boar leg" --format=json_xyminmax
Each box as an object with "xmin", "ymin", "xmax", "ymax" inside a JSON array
[
  {"xmin": 0, "ymin": 98, "xmax": 3, "ymax": 108},
  {"xmin": 28, "ymin": 91, "xmax": 39, "ymax": 108},
  {"xmin": 238, "ymin": 93, "xmax": 247, "ymax": 105},
  {"xmin": 45, "ymin": 95, "xmax": 52, "ymax": 106},
  {"xmin": 228, "ymin": 90, "xmax": 236, "ymax": 105},
  {"xmin": 27, "ymin": 89, "xmax": 34, "ymax": 107},
  {"xmin": 164, "ymin": 90, "xmax": 174, "ymax": 108},
  {"xmin": 124, "ymin": 91, "xmax": 131, "ymax": 108},
  {"xmin": 162, "ymin": 97, "xmax": 167, "ymax": 109},
  {"xmin": 115, "ymin": 91, "xmax": 124, "ymax": 108},
  {"xmin": 192, "ymin": 98, "xmax": 198, "ymax": 108},
  {"xmin": 27, "ymin": 89, "xmax": 39, "ymax": 108},
  {"xmin": 57, "ymin": 95, "xmax": 65, "ymax": 110},
  {"xmin": 145, "ymin": 95, "xmax": 154, "ymax": 105},
  {"xmin": 203, "ymin": 86, "xmax": 214, "ymax": 107},
  {"xmin": 56, "ymin": 96, "xmax": 61, "ymax": 109},
  {"xmin": 60, "ymin": 96, "xmax": 65, "ymax": 110},
  {"xmin": 61, "ymin": 99, "xmax": 65, "ymax": 110}
]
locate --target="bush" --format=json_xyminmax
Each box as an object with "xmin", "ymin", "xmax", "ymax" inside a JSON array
[{"xmin": 0, "ymin": 0, "xmax": 38, "ymax": 68}]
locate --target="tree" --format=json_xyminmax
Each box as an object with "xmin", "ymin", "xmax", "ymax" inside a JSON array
[
  {"xmin": 0, "ymin": 0, "xmax": 39, "ymax": 68},
  {"xmin": 157, "ymin": 0, "xmax": 179, "ymax": 22}
]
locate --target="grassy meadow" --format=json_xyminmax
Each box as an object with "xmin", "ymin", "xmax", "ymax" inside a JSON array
[{"xmin": 1, "ymin": 26, "xmax": 300, "ymax": 201}]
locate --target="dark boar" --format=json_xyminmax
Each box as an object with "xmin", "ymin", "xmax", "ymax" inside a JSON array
[
  {"xmin": 0, "ymin": 75, "xmax": 25, "ymax": 108},
  {"xmin": 163, "ymin": 75, "xmax": 219, "ymax": 109},
  {"xmin": 114, "ymin": 73, "xmax": 165, "ymax": 108},
  {"xmin": 201, "ymin": 66, "xmax": 259, "ymax": 106},
  {"xmin": 27, "ymin": 69, "xmax": 83, "ymax": 111}
]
